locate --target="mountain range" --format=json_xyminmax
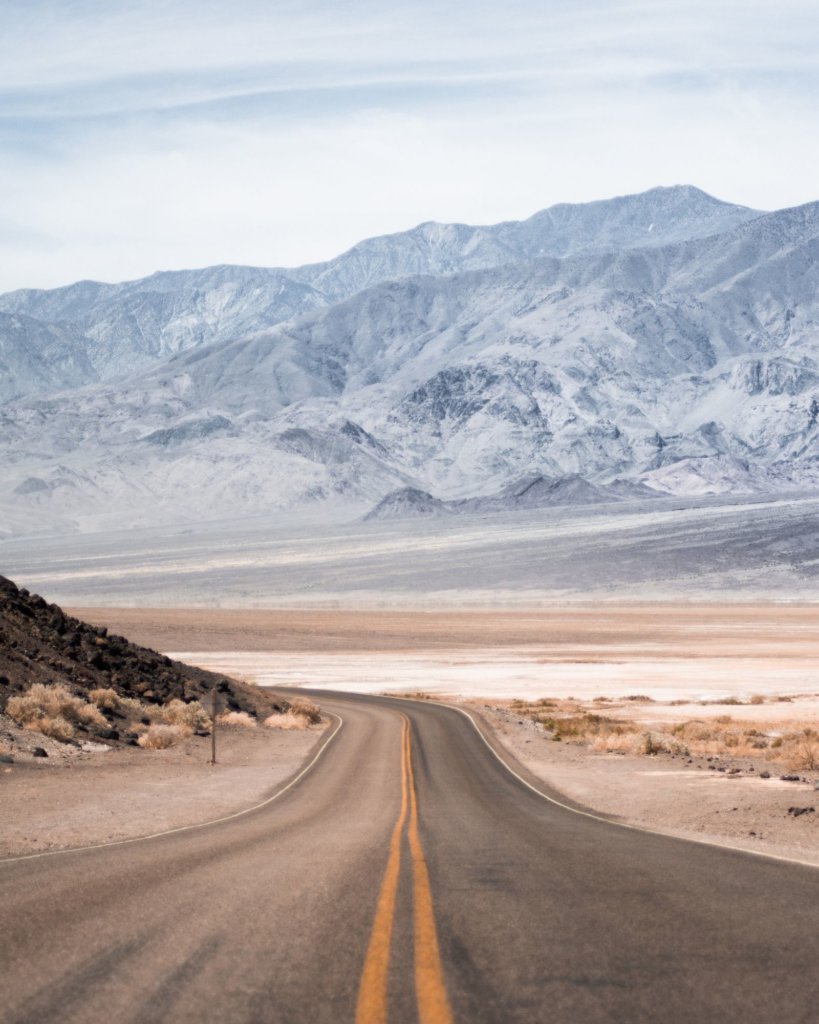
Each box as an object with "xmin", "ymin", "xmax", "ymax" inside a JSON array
[{"xmin": 2, "ymin": 184, "xmax": 818, "ymax": 535}]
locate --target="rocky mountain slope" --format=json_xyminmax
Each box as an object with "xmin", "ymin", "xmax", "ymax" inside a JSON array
[
  {"xmin": 3, "ymin": 186, "xmax": 819, "ymax": 536},
  {"xmin": 0, "ymin": 186, "xmax": 759, "ymax": 401},
  {"xmin": 0, "ymin": 574, "xmax": 278, "ymax": 739}
]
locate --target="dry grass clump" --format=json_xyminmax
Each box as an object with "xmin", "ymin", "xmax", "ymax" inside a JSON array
[
  {"xmin": 31, "ymin": 716, "xmax": 76, "ymax": 741},
  {"xmin": 289, "ymin": 696, "xmax": 321, "ymax": 724},
  {"xmin": 264, "ymin": 711, "xmax": 310, "ymax": 730},
  {"xmin": 154, "ymin": 699, "xmax": 209, "ymax": 731},
  {"xmin": 264, "ymin": 696, "xmax": 323, "ymax": 730},
  {"xmin": 6, "ymin": 683, "xmax": 108, "ymax": 741},
  {"xmin": 218, "ymin": 710, "xmax": 257, "ymax": 729},
  {"xmin": 89, "ymin": 687, "xmax": 120, "ymax": 710},
  {"xmin": 118, "ymin": 696, "xmax": 146, "ymax": 717},
  {"xmin": 784, "ymin": 731, "xmax": 819, "ymax": 771},
  {"xmin": 508, "ymin": 697, "xmax": 819, "ymax": 765},
  {"xmin": 137, "ymin": 723, "xmax": 192, "ymax": 749}
]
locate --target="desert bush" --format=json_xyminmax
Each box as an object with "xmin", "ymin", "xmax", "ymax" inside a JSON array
[
  {"xmin": 137, "ymin": 723, "xmax": 191, "ymax": 749},
  {"xmin": 155, "ymin": 699, "xmax": 209, "ymax": 731},
  {"xmin": 785, "ymin": 732, "xmax": 819, "ymax": 771},
  {"xmin": 218, "ymin": 710, "xmax": 257, "ymax": 729},
  {"xmin": 26, "ymin": 716, "xmax": 74, "ymax": 742},
  {"xmin": 750, "ymin": 695, "xmax": 765, "ymax": 705},
  {"xmin": 590, "ymin": 732, "xmax": 635, "ymax": 753},
  {"xmin": 7, "ymin": 683, "xmax": 76, "ymax": 724},
  {"xmin": 76, "ymin": 703, "xmax": 108, "ymax": 728},
  {"xmin": 89, "ymin": 687, "xmax": 120, "ymax": 710},
  {"xmin": 263, "ymin": 711, "xmax": 310, "ymax": 731},
  {"xmin": 7, "ymin": 683, "xmax": 107, "ymax": 739},
  {"xmin": 289, "ymin": 696, "xmax": 321, "ymax": 724},
  {"xmin": 118, "ymin": 696, "xmax": 146, "ymax": 718},
  {"xmin": 640, "ymin": 732, "xmax": 663, "ymax": 756}
]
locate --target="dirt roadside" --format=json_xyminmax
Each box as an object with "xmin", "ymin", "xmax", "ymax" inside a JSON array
[
  {"xmin": 469, "ymin": 701, "xmax": 819, "ymax": 867},
  {"xmin": 0, "ymin": 723, "xmax": 326, "ymax": 859}
]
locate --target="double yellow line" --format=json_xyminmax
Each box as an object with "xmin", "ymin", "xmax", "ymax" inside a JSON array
[{"xmin": 355, "ymin": 715, "xmax": 453, "ymax": 1024}]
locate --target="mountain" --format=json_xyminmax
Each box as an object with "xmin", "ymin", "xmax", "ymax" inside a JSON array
[
  {"xmin": 4, "ymin": 188, "xmax": 819, "ymax": 536},
  {"xmin": 363, "ymin": 475, "xmax": 631, "ymax": 520},
  {"xmin": 364, "ymin": 487, "xmax": 451, "ymax": 520},
  {"xmin": 0, "ymin": 312, "xmax": 98, "ymax": 402},
  {"xmin": 0, "ymin": 186, "xmax": 760, "ymax": 401}
]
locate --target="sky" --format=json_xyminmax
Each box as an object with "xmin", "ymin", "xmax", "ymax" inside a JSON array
[{"xmin": 1, "ymin": 0, "xmax": 818, "ymax": 292}]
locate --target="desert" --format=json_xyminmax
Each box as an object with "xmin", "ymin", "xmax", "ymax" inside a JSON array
[{"xmin": 50, "ymin": 603, "xmax": 819, "ymax": 868}]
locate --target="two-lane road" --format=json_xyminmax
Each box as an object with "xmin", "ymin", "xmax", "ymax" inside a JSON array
[{"xmin": 1, "ymin": 692, "xmax": 818, "ymax": 1023}]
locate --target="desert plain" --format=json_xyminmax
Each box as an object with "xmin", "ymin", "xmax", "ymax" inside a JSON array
[{"xmin": 55, "ymin": 602, "xmax": 819, "ymax": 867}]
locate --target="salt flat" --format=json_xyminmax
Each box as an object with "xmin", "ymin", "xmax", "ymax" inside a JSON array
[{"xmin": 72, "ymin": 605, "xmax": 819, "ymax": 708}]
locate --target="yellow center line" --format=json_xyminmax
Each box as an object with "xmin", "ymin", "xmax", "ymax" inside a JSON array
[
  {"xmin": 355, "ymin": 718, "xmax": 410, "ymax": 1024},
  {"xmin": 355, "ymin": 714, "xmax": 453, "ymax": 1024},
  {"xmin": 406, "ymin": 720, "xmax": 455, "ymax": 1024}
]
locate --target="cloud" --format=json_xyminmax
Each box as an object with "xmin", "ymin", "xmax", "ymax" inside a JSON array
[{"xmin": 0, "ymin": 0, "xmax": 817, "ymax": 290}]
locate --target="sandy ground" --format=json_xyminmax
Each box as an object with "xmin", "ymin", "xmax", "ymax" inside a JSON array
[
  {"xmin": 14, "ymin": 605, "xmax": 819, "ymax": 865},
  {"xmin": 0, "ymin": 723, "xmax": 324, "ymax": 858},
  {"xmin": 66, "ymin": 604, "xmax": 819, "ymax": 655},
  {"xmin": 70, "ymin": 603, "xmax": 819, "ymax": 703},
  {"xmin": 472, "ymin": 701, "xmax": 819, "ymax": 867}
]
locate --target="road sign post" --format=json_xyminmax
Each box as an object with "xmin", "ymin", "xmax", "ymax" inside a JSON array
[{"xmin": 203, "ymin": 688, "xmax": 227, "ymax": 765}]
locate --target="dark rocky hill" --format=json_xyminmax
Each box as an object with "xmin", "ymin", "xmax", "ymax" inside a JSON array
[{"xmin": 0, "ymin": 574, "xmax": 279, "ymax": 745}]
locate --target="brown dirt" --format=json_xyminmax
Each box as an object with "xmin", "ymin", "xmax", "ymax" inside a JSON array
[
  {"xmin": 66, "ymin": 603, "xmax": 819, "ymax": 657},
  {"xmin": 0, "ymin": 722, "xmax": 325, "ymax": 858}
]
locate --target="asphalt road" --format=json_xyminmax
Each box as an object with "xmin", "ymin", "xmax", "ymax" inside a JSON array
[{"xmin": 1, "ymin": 692, "xmax": 818, "ymax": 1023}]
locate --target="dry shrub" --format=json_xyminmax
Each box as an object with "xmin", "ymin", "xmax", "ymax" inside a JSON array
[
  {"xmin": 750, "ymin": 694, "xmax": 765, "ymax": 705},
  {"xmin": 155, "ymin": 699, "xmax": 209, "ymax": 731},
  {"xmin": 118, "ymin": 696, "xmax": 146, "ymax": 718},
  {"xmin": 264, "ymin": 711, "xmax": 309, "ymax": 731},
  {"xmin": 26, "ymin": 716, "xmax": 74, "ymax": 742},
  {"xmin": 218, "ymin": 710, "xmax": 257, "ymax": 729},
  {"xmin": 89, "ymin": 687, "xmax": 120, "ymax": 710},
  {"xmin": 590, "ymin": 732, "xmax": 635, "ymax": 753},
  {"xmin": 7, "ymin": 683, "xmax": 76, "ymax": 724},
  {"xmin": 785, "ymin": 732, "xmax": 819, "ymax": 771},
  {"xmin": 76, "ymin": 703, "xmax": 107, "ymax": 728},
  {"xmin": 7, "ymin": 683, "xmax": 107, "ymax": 740},
  {"xmin": 137, "ymin": 723, "xmax": 191, "ymax": 749},
  {"xmin": 290, "ymin": 696, "xmax": 321, "ymax": 724}
]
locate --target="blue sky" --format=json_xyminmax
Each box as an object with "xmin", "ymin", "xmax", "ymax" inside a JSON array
[{"xmin": 1, "ymin": 0, "xmax": 817, "ymax": 291}]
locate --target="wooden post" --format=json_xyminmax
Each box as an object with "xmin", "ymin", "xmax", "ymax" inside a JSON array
[{"xmin": 206, "ymin": 688, "xmax": 226, "ymax": 765}]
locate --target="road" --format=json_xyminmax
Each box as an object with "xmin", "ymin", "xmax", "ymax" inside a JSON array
[{"xmin": 1, "ymin": 691, "xmax": 818, "ymax": 1023}]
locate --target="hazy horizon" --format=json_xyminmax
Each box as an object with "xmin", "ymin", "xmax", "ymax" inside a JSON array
[{"xmin": 1, "ymin": 0, "xmax": 818, "ymax": 292}]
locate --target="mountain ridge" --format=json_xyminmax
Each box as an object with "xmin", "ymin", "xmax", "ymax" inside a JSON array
[
  {"xmin": 3, "ymin": 186, "xmax": 819, "ymax": 536},
  {"xmin": 0, "ymin": 185, "xmax": 762, "ymax": 402}
]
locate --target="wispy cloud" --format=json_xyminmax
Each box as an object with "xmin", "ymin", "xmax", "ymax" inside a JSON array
[{"xmin": 0, "ymin": 0, "xmax": 817, "ymax": 290}]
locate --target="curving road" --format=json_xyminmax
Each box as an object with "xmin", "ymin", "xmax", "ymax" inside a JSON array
[{"xmin": 1, "ymin": 691, "xmax": 818, "ymax": 1024}]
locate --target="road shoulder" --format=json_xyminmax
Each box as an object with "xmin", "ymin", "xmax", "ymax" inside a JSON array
[
  {"xmin": 0, "ymin": 724, "xmax": 326, "ymax": 858},
  {"xmin": 463, "ymin": 701, "xmax": 819, "ymax": 868}
]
